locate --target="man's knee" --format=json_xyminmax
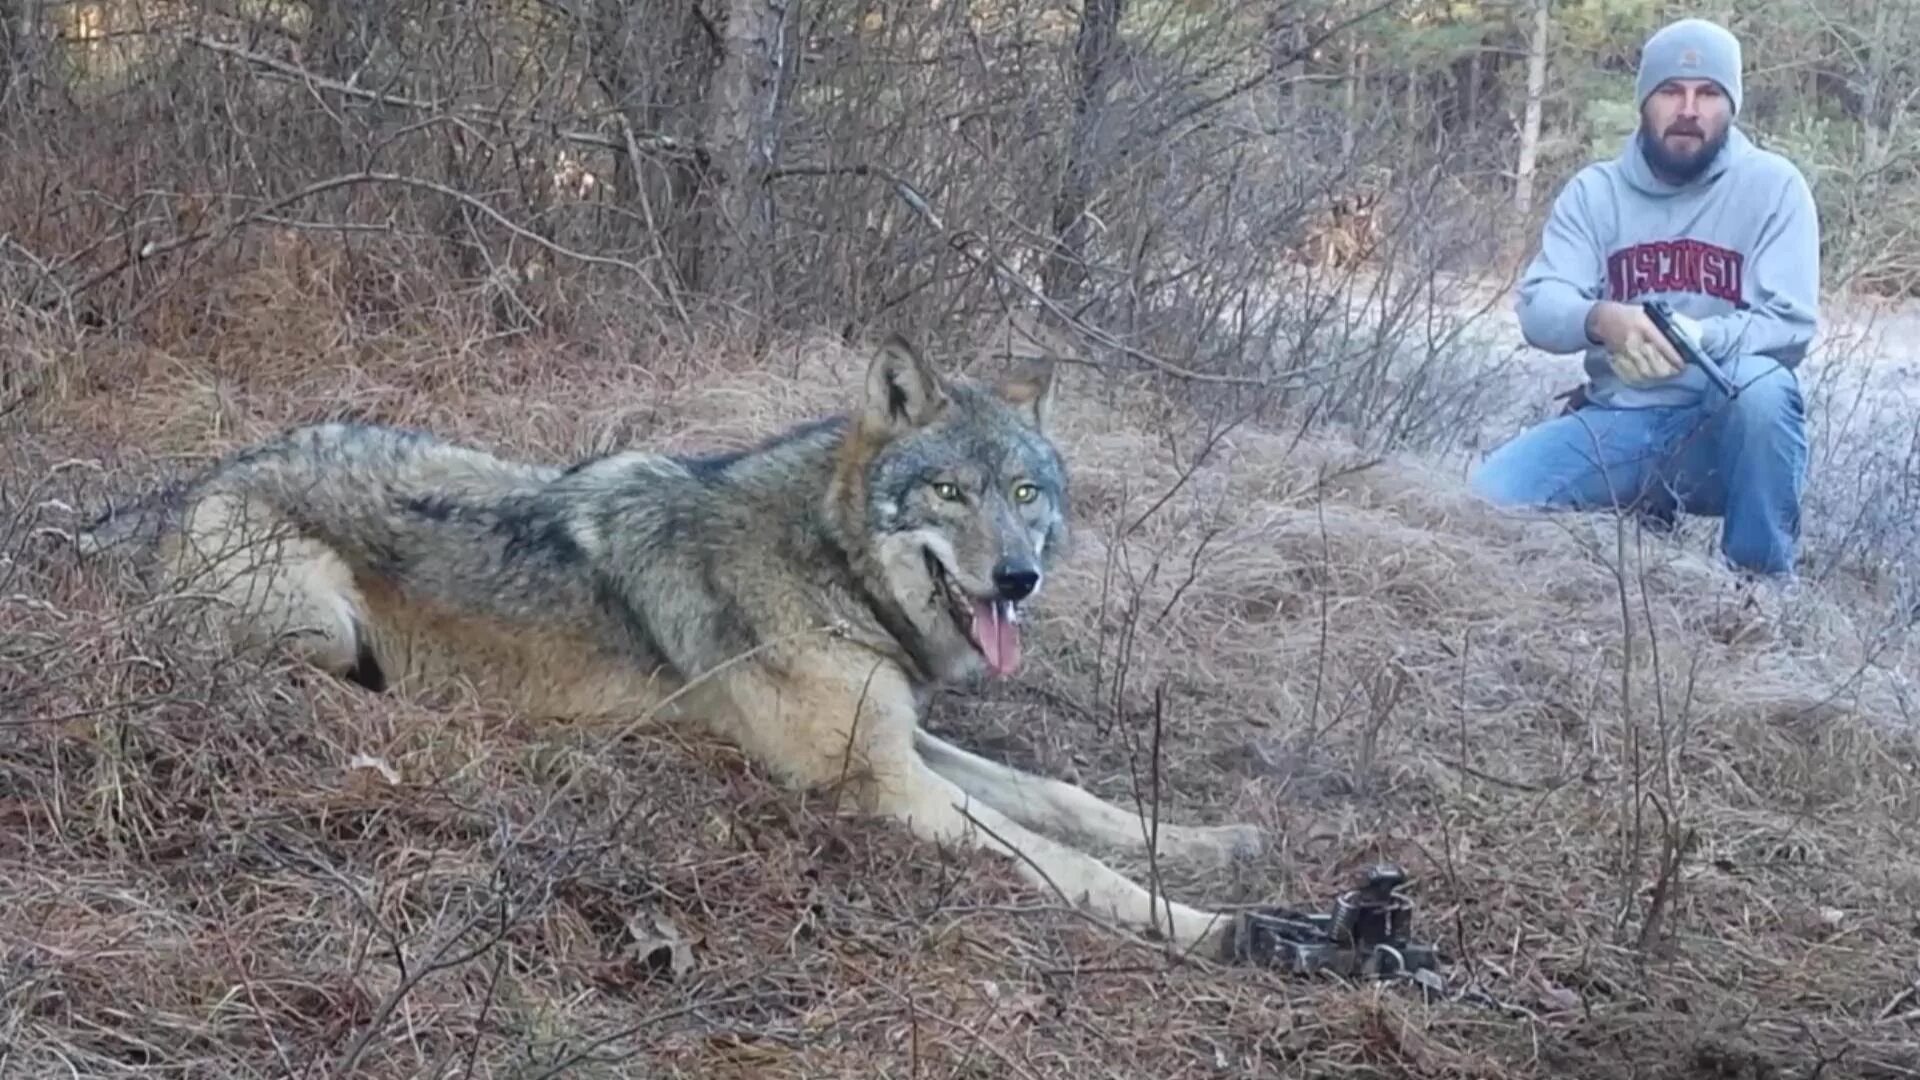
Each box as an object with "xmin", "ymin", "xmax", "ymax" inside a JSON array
[
  {"xmin": 1467, "ymin": 457, "xmax": 1505, "ymax": 503},
  {"xmin": 1723, "ymin": 360, "xmax": 1806, "ymax": 437},
  {"xmin": 1469, "ymin": 416, "xmax": 1608, "ymax": 509},
  {"xmin": 1468, "ymin": 436, "xmax": 1543, "ymax": 507}
]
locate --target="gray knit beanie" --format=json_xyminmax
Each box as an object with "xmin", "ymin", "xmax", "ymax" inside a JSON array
[{"xmin": 1635, "ymin": 18, "xmax": 1743, "ymax": 115}]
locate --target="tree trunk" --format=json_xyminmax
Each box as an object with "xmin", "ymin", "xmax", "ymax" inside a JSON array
[
  {"xmin": 696, "ymin": 0, "xmax": 789, "ymax": 304},
  {"xmin": 302, "ymin": 0, "xmax": 383, "ymax": 79},
  {"xmin": 1341, "ymin": 42, "xmax": 1363, "ymax": 161},
  {"xmin": 1466, "ymin": 43, "xmax": 1481, "ymax": 137},
  {"xmin": 584, "ymin": 0, "xmax": 717, "ymax": 298},
  {"xmin": 1859, "ymin": 0, "xmax": 1891, "ymax": 175},
  {"xmin": 1, "ymin": 0, "xmax": 43, "ymax": 120},
  {"xmin": 1513, "ymin": 0, "xmax": 1550, "ymax": 220},
  {"xmin": 1043, "ymin": 0, "xmax": 1124, "ymax": 299},
  {"xmin": 1265, "ymin": 4, "xmax": 1306, "ymax": 131}
]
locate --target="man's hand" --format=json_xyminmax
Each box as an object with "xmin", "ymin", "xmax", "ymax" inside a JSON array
[{"xmin": 1585, "ymin": 300, "xmax": 1686, "ymax": 384}]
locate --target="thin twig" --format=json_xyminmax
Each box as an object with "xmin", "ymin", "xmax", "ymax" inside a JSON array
[
  {"xmin": 182, "ymin": 35, "xmax": 686, "ymax": 160},
  {"xmin": 769, "ymin": 163, "xmax": 1338, "ymax": 389},
  {"xmin": 54, "ymin": 171, "xmax": 671, "ymax": 313}
]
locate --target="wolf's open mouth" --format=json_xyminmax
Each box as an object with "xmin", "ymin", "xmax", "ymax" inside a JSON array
[{"xmin": 923, "ymin": 548, "xmax": 1023, "ymax": 676}]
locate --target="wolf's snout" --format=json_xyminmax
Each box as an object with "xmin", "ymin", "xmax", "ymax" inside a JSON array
[{"xmin": 992, "ymin": 558, "xmax": 1040, "ymax": 602}]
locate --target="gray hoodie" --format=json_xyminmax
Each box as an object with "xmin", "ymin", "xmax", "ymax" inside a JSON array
[{"xmin": 1514, "ymin": 125, "xmax": 1822, "ymax": 408}]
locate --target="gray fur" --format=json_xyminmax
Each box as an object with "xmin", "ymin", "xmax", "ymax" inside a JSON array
[{"xmin": 78, "ymin": 335, "xmax": 1266, "ymax": 956}]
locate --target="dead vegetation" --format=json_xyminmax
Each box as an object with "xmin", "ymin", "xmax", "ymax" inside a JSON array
[
  {"xmin": 5, "ymin": 248, "xmax": 1920, "ymax": 1078},
  {"xmin": 5, "ymin": 1, "xmax": 1920, "ymax": 1076}
]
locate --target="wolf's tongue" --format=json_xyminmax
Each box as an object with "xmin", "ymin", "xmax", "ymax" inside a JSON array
[{"xmin": 971, "ymin": 599, "xmax": 1022, "ymax": 676}]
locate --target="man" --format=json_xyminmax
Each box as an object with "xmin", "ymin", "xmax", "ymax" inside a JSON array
[{"xmin": 1470, "ymin": 17, "xmax": 1820, "ymax": 581}]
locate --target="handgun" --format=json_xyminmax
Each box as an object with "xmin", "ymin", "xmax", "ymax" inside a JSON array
[{"xmin": 1643, "ymin": 300, "xmax": 1739, "ymax": 399}]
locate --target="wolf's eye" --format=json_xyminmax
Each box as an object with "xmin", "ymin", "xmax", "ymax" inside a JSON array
[
  {"xmin": 1012, "ymin": 482, "xmax": 1040, "ymax": 504},
  {"xmin": 932, "ymin": 481, "xmax": 964, "ymax": 502}
]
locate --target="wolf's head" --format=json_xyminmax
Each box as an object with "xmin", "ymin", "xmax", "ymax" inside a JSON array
[{"xmin": 832, "ymin": 335, "xmax": 1070, "ymax": 684}]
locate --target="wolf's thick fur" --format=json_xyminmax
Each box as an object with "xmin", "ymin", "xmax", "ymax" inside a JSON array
[{"xmin": 79, "ymin": 337, "xmax": 1264, "ymax": 954}]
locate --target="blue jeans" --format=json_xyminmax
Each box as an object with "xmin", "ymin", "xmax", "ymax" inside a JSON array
[{"xmin": 1469, "ymin": 356, "xmax": 1808, "ymax": 577}]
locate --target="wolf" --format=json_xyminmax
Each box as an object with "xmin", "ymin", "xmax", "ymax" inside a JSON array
[{"xmin": 77, "ymin": 336, "xmax": 1266, "ymax": 956}]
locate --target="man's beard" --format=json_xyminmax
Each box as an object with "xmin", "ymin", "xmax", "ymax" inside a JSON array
[{"xmin": 1639, "ymin": 120, "xmax": 1728, "ymax": 184}]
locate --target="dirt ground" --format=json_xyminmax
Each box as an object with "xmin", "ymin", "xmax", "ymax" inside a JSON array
[{"xmin": 4, "ymin": 259, "xmax": 1919, "ymax": 1078}]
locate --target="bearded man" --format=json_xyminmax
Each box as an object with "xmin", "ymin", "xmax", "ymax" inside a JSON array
[{"xmin": 1471, "ymin": 17, "xmax": 1821, "ymax": 584}]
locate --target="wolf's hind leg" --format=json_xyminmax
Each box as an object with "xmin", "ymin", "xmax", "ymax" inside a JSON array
[
  {"xmin": 165, "ymin": 491, "xmax": 373, "ymax": 682},
  {"xmin": 914, "ymin": 729, "xmax": 1265, "ymax": 867}
]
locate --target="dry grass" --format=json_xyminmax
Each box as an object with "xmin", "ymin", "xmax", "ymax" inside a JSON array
[{"xmin": 4, "ymin": 254, "xmax": 1920, "ymax": 1079}]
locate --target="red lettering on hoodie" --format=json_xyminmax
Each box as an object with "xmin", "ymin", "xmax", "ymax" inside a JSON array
[{"xmin": 1606, "ymin": 239, "xmax": 1744, "ymax": 305}]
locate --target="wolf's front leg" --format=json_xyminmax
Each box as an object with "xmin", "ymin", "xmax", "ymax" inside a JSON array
[
  {"xmin": 883, "ymin": 753, "xmax": 1236, "ymax": 955},
  {"xmin": 710, "ymin": 650, "xmax": 1235, "ymax": 955},
  {"xmin": 913, "ymin": 729, "xmax": 1265, "ymax": 868}
]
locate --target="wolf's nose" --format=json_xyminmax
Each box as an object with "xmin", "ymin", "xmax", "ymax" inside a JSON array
[{"xmin": 993, "ymin": 559, "xmax": 1040, "ymax": 602}]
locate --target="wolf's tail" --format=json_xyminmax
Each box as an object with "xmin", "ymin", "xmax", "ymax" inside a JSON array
[{"xmin": 73, "ymin": 422, "xmax": 363, "ymax": 558}]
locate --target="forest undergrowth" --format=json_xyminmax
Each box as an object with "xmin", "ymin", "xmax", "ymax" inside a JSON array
[{"xmin": 4, "ymin": 232, "xmax": 1919, "ymax": 1078}]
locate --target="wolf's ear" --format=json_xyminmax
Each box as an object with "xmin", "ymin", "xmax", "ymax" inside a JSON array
[
  {"xmin": 997, "ymin": 360, "xmax": 1057, "ymax": 431},
  {"xmin": 864, "ymin": 335, "xmax": 948, "ymax": 432}
]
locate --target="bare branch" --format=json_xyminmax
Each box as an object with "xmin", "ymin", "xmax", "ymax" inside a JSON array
[{"xmin": 56, "ymin": 171, "xmax": 673, "ymax": 313}]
